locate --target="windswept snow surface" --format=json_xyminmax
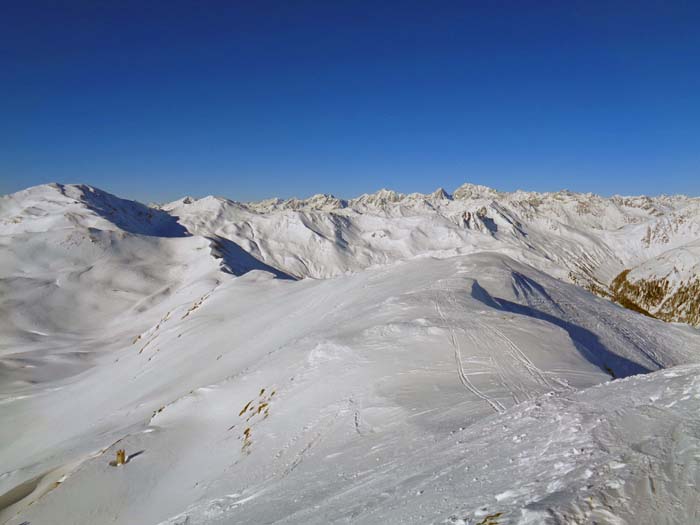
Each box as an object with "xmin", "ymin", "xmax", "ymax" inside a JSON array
[{"xmin": 1, "ymin": 183, "xmax": 699, "ymax": 524}]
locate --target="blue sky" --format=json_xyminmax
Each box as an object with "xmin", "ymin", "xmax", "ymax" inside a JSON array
[{"xmin": 2, "ymin": 1, "xmax": 699, "ymax": 202}]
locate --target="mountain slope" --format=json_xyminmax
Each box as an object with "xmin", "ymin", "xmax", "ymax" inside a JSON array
[
  {"xmin": 1, "ymin": 182, "xmax": 699, "ymax": 525},
  {"xmin": 0, "ymin": 184, "xmax": 237, "ymax": 390},
  {"xmin": 2, "ymin": 251, "xmax": 699, "ymax": 524},
  {"xmin": 161, "ymin": 183, "xmax": 700, "ymax": 326},
  {"xmin": 611, "ymin": 241, "xmax": 700, "ymax": 326}
]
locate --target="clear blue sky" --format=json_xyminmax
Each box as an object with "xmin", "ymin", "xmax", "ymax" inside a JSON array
[{"xmin": 2, "ymin": 1, "xmax": 699, "ymax": 202}]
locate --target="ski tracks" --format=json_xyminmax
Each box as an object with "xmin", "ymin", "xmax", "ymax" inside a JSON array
[
  {"xmin": 433, "ymin": 281, "xmax": 572, "ymax": 414},
  {"xmin": 434, "ymin": 289, "xmax": 506, "ymax": 414},
  {"xmin": 474, "ymin": 317, "xmax": 567, "ymax": 392}
]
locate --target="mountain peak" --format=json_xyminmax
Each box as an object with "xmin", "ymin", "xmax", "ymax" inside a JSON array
[
  {"xmin": 430, "ymin": 187, "xmax": 452, "ymax": 200},
  {"xmin": 453, "ymin": 183, "xmax": 502, "ymax": 201}
]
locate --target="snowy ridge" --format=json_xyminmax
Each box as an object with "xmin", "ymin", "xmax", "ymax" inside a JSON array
[
  {"xmin": 1, "ymin": 182, "xmax": 699, "ymax": 524},
  {"xmin": 163, "ymin": 183, "xmax": 700, "ymax": 316}
]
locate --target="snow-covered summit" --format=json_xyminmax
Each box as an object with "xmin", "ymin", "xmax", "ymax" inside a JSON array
[
  {"xmin": 247, "ymin": 193, "xmax": 347, "ymax": 213},
  {"xmin": 453, "ymin": 182, "xmax": 502, "ymax": 200},
  {"xmin": 1, "ymin": 182, "xmax": 188, "ymax": 237}
]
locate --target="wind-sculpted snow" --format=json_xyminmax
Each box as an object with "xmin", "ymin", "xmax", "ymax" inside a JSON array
[{"xmin": 1, "ymin": 183, "xmax": 700, "ymax": 524}]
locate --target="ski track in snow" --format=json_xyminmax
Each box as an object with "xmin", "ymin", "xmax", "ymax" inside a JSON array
[
  {"xmin": 433, "ymin": 280, "xmax": 573, "ymax": 415},
  {"xmin": 433, "ymin": 287, "xmax": 506, "ymax": 414}
]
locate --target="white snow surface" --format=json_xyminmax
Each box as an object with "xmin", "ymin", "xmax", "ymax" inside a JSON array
[
  {"xmin": 159, "ymin": 183, "xmax": 700, "ymax": 284},
  {"xmin": 1, "ymin": 182, "xmax": 699, "ymax": 524},
  {"xmin": 627, "ymin": 240, "xmax": 700, "ymax": 286}
]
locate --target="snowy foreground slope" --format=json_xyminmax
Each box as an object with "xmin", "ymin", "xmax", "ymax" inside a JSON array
[{"xmin": 1, "ymin": 183, "xmax": 699, "ymax": 524}]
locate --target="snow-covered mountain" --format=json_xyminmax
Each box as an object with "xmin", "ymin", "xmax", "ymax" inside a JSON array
[
  {"xmin": 160, "ymin": 182, "xmax": 700, "ymax": 325},
  {"xmin": 1, "ymin": 182, "xmax": 699, "ymax": 525},
  {"xmin": 610, "ymin": 241, "xmax": 700, "ymax": 326}
]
